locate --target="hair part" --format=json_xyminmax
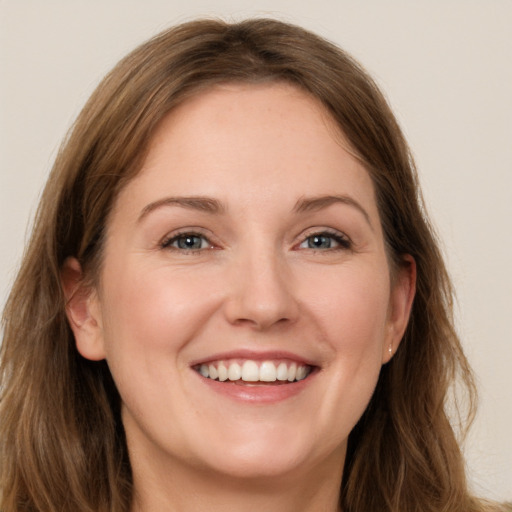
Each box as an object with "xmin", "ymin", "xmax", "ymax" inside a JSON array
[{"xmin": 0, "ymin": 17, "xmax": 500, "ymax": 512}]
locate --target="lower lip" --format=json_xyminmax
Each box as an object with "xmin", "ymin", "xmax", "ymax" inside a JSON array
[{"xmin": 194, "ymin": 371, "xmax": 316, "ymax": 404}]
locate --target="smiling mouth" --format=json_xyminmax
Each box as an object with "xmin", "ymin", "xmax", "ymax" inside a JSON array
[{"xmin": 193, "ymin": 359, "xmax": 314, "ymax": 384}]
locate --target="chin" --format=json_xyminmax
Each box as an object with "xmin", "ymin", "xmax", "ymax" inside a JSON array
[
  {"xmin": 184, "ymin": 424, "xmax": 343, "ymax": 482},
  {"xmin": 199, "ymin": 448, "xmax": 310, "ymax": 481}
]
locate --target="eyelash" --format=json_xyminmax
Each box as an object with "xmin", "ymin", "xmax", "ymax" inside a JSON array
[
  {"xmin": 161, "ymin": 231, "xmax": 214, "ymax": 252},
  {"xmin": 160, "ymin": 229, "xmax": 352, "ymax": 253},
  {"xmin": 297, "ymin": 230, "xmax": 352, "ymax": 251}
]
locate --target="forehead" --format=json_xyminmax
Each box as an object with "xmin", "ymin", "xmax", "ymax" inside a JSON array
[
  {"xmin": 149, "ymin": 81, "xmax": 346, "ymax": 151},
  {"xmin": 112, "ymin": 82, "xmax": 378, "ymax": 221}
]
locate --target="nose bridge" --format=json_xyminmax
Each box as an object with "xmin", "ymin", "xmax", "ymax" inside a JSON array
[{"xmin": 224, "ymin": 239, "xmax": 298, "ymax": 329}]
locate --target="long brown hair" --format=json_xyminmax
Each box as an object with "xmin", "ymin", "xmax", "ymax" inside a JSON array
[{"xmin": 0, "ymin": 18, "xmax": 505, "ymax": 512}]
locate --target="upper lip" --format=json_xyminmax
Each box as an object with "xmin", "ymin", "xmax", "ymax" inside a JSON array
[{"xmin": 189, "ymin": 349, "xmax": 318, "ymax": 368}]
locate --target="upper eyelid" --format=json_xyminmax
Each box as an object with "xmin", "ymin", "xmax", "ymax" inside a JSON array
[
  {"xmin": 158, "ymin": 226, "xmax": 352, "ymax": 249},
  {"xmin": 161, "ymin": 229, "xmax": 215, "ymax": 248},
  {"xmin": 291, "ymin": 228, "xmax": 353, "ymax": 252},
  {"xmin": 298, "ymin": 227, "xmax": 351, "ymax": 242}
]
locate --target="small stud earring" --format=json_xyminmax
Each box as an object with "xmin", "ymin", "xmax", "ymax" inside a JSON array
[{"xmin": 388, "ymin": 344, "xmax": 393, "ymax": 355}]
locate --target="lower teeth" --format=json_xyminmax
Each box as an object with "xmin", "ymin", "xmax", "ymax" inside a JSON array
[{"xmin": 231, "ymin": 379, "xmax": 296, "ymax": 385}]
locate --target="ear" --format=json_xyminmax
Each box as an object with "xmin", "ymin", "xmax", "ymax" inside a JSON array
[
  {"xmin": 61, "ymin": 257, "xmax": 106, "ymax": 361},
  {"xmin": 382, "ymin": 254, "xmax": 416, "ymax": 364}
]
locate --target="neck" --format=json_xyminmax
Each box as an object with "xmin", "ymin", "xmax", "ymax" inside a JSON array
[{"xmin": 129, "ymin": 447, "xmax": 344, "ymax": 512}]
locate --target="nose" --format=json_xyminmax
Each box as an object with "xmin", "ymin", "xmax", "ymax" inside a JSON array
[{"xmin": 223, "ymin": 248, "xmax": 299, "ymax": 330}]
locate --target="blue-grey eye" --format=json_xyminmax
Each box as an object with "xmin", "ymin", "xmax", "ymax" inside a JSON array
[
  {"xmin": 165, "ymin": 234, "xmax": 210, "ymax": 250},
  {"xmin": 306, "ymin": 235, "xmax": 335, "ymax": 249},
  {"xmin": 298, "ymin": 232, "xmax": 350, "ymax": 250}
]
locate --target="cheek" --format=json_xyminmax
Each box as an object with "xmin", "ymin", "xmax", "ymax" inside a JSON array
[
  {"xmin": 100, "ymin": 263, "xmax": 219, "ymax": 357},
  {"xmin": 97, "ymin": 263, "xmax": 217, "ymax": 430},
  {"xmin": 306, "ymin": 263, "xmax": 390, "ymax": 404},
  {"xmin": 281, "ymin": 262, "xmax": 392, "ymax": 456},
  {"xmin": 304, "ymin": 262, "xmax": 391, "ymax": 353}
]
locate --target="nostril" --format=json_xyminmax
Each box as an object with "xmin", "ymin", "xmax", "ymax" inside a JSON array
[
  {"xmin": 224, "ymin": 293, "xmax": 299, "ymax": 330},
  {"xmin": 222, "ymin": 257, "xmax": 300, "ymax": 329},
  {"xmin": 230, "ymin": 315, "xmax": 293, "ymax": 331}
]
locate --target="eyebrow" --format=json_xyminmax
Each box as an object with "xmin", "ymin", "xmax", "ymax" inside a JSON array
[
  {"xmin": 138, "ymin": 196, "xmax": 225, "ymax": 222},
  {"xmin": 293, "ymin": 194, "xmax": 373, "ymax": 230},
  {"xmin": 137, "ymin": 193, "xmax": 373, "ymax": 229}
]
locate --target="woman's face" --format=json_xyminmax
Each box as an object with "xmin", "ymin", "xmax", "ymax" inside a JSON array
[{"xmin": 71, "ymin": 82, "xmax": 414, "ymax": 482}]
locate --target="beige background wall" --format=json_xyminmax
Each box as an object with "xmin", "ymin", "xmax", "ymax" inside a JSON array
[{"xmin": 1, "ymin": 0, "xmax": 510, "ymax": 501}]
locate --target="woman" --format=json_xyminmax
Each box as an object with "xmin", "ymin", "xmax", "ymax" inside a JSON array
[{"xmin": 0, "ymin": 18, "xmax": 507, "ymax": 512}]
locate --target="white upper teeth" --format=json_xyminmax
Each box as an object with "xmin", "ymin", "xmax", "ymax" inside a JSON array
[{"xmin": 197, "ymin": 360, "xmax": 311, "ymax": 383}]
